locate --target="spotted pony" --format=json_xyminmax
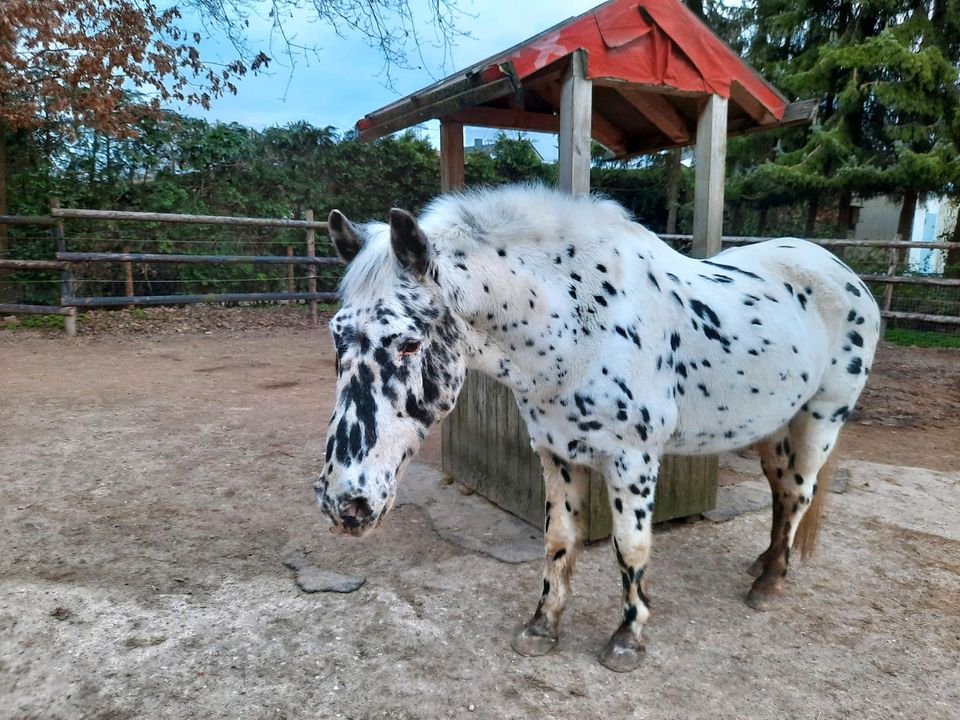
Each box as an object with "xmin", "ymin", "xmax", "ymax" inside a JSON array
[{"xmin": 313, "ymin": 184, "xmax": 880, "ymax": 672}]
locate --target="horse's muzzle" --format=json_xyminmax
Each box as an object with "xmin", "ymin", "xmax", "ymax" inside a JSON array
[
  {"xmin": 338, "ymin": 496, "xmax": 375, "ymax": 528},
  {"xmin": 314, "ymin": 482, "xmax": 378, "ymax": 536}
]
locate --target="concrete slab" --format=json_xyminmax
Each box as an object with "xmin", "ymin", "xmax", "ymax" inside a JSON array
[
  {"xmin": 398, "ymin": 463, "xmax": 544, "ymax": 563},
  {"xmin": 702, "ymin": 480, "xmax": 771, "ymax": 523}
]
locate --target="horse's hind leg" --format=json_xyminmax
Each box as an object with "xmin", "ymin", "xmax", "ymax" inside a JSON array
[
  {"xmin": 512, "ymin": 451, "xmax": 588, "ymax": 657},
  {"xmin": 746, "ymin": 408, "xmax": 841, "ymax": 610}
]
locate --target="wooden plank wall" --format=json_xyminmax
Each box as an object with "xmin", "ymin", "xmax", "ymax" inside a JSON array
[{"xmin": 443, "ymin": 370, "xmax": 719, "ymax": 541}]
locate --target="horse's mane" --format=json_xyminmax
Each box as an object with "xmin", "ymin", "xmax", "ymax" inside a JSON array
[
  {"xmin": 339, "ymin": 184, "xmax": 634, "ymax": 301},
  {"xmin": 338, "ymin": 222, "xmax": 403, "ymax": 303}
]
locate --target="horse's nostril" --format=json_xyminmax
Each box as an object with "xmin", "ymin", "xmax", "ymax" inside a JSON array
[{"xmin": 339, "ymin": 496, "xmax": 374, "ymax": 528}]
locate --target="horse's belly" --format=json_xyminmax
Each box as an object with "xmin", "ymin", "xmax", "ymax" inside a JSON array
[
  {"xmin": 664, "ymin": 389, "xmax": 806, "ymax": 455},
  {"xmin": 664, "ymin": 337, "xmax": 828, "ymax": 455}
]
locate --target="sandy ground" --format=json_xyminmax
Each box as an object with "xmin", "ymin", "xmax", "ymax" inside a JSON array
[{"xmin": 1, "ymin": 316, "xmax": 959, "ymax": 720}]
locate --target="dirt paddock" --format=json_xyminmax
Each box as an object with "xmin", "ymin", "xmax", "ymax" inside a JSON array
[{"xmin": 1, "ymin": 309, "xmax": 959, "ymax": 720}]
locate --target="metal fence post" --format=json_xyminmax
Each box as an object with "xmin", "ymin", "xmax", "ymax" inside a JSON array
[
  {"xmin": 50, "ymin": 197, "xmax": 76, "ymax": 337},
  {"xmin": 306, "ymin": 209, "xmax": 318, "ymax": 326}
]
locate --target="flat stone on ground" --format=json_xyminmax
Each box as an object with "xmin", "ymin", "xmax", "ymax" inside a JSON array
[
  {"xmin": 702, "ymin": 480, "xmax": 771, "ymax": 523},
  {"xmin": 283, "ymin": 551, "xmax": 365, "ymax": 593}
]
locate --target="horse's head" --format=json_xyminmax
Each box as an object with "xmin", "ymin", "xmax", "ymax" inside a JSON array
[{"xmin": 314, "ymin": 207, "xmax": 466, "ymax": 536}]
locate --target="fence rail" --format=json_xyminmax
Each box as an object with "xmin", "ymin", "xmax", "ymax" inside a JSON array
[
  {"xmin": 62, "ymin": 291, "xmax": 339, "ymax": 308},
  {"xmin": 56, "ymin": 251, "xmax": 340, "ymax": 266},
  {"xmin": 0, "ymin": 303, "xmax": 76, "ymax": 316},
  {"xmin": 0, "ymin": 258, "xmax": 69, "ymax": 271},
  {"xmin": 49, "ymin": 207, "xmax": 328, "ymax": 230}
]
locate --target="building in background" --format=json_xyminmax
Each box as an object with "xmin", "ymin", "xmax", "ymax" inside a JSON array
[{"xmin": 852, "ymin": 195, "xmax": 957, "ymax": 274}]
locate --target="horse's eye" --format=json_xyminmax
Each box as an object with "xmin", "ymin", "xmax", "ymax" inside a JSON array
[{"xmin": 398, "ymin": 339, "xmax": 422, "ymax": 356}]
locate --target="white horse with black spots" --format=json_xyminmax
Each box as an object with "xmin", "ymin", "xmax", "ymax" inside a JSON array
[{"xmin": 313, "ymin": 184, "xmax": 879, "ymax": 672}]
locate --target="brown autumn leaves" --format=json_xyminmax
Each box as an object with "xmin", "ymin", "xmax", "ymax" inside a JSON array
[{"xmin": 0, "ymin": 0, "xmax": 268, "ymax": 137}]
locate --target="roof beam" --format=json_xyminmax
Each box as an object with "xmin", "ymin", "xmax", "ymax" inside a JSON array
[
  {"xmin": 446, "ymin": 107, "xmax": 560, "ymax": 133},
  {"xmin": 614, "ymin": 98, "xmax": 818, "ymax": 160},
  {"xmin": 730, "ymin": 80, "xmax": 777, "ymax": 125},
  {"xmin": 525, "ymin": 75, "xmax": 630, "ymax": 155},
  {"xmin": 357, "ymin": 76, "xmax": 515, "ymax": 141},
  {"xmin": 619, "ymin": 88, "xmax": 691, "ymax": 145},
  {"xmin": 780, "ymin": 98, "xmax": 819, "ymax": 126},
  {"xmin": 591, "ymin": 113, "xmax": 631, "ymax": 156}
]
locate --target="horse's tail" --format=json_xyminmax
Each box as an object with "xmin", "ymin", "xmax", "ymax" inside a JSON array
[{"xmin": 793, "ymin": 446, "xmax": 836, "ymax": 560}]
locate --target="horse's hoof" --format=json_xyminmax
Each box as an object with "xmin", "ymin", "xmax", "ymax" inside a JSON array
[
  {"xmin": 745, "ymin": 588, "xmax": 783, "ymax": 611},
  {"xmin": 599, "ymin": 636, "xmax": 646, "ymax": 673},
  {"xmin": 747, "ymin": 557, "xmax": 765, "ymax": 577},
  {"xmin": 599, "ymin": 625, "xmax": 646, "ymax": 672},
  {"xmin": 511, "ymin": 626, "xmax": 558, "ymax": 657}
]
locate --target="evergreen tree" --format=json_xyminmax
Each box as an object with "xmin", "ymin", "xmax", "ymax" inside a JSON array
[{"xmin": 736, "ymin": 0, "xmax": 960, "ymax": 241}]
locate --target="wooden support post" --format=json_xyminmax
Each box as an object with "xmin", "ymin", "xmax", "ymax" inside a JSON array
[
  {"xmin": 50, "ymin": 197, "xmax": 76, "ymax": 337},
  {"xmin": 439, "ymin": 120, "xmax": 465, "ymax": 488},
  {"xmin": 693, "ymin": 94, "xmax": 728, "ymax": 258},
  {"xmin": 123, "ymin": 246, "xmax": 134, "ymax": 310},
  {"xmin": 305, "ymin": 210, "xmax": 318, "ymax": 325},
  {"xmin": 880, "ymin": 243, "xmax": 899, "ymax": 336},
  {"xmin": 286, "ymin": 245, "xmax": 295, "ymax": 294},
  {"xmin": 558, "ymin": 50, "xmax": 592, "ymax": 196},
  {"xmin": 688, "ymin": 95, "xmax": 726, "ymax": 521},
  {"xmin": 439, "ymin": 121, "xmax": 465, "ymax": 193}
]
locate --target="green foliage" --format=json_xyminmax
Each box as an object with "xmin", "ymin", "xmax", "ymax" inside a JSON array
[
  {"xmin": 884, "ymin": 327, "xmax": 960, "ymax": 348},
  {"xmin": 722, "ymin": 0, "xmax": 960, "ymax": 237},
  {"xmin": 3, "ymin": 115, "xmax": 445, "ymax": 304},
  {"xmin": 464, "ymin": 133, "xmax": 555, "ymax": 187},
  {"xmin": 4, "ymin": 314, "xmax": 66, "ymax": 329},
  {"xmin": 592, "ymin": 153, "xmax": 694, "ymax": 231},
  {"xmin": 5, "ymin": 120, "xmax": 697, "ymax": 307}
]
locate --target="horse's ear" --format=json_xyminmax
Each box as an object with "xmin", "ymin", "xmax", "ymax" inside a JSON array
[
  {"xmin": 328, "ymin": 209, "xmax": 363, "ymax": 263},
  {"xmin": 389, "ymin": 208, "xmax": 431, "ymax": 279}
]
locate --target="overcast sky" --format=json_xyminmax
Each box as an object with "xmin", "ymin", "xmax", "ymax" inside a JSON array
[{"xmin": 174, "ymin": 0, "xmax": 593, "ymax": 160}]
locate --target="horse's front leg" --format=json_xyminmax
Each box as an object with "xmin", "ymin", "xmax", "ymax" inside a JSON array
[
  {"xmin": 511, "ymin": 450, "xmax": 588, "ymax": 657},
  {"xmin": 598, "ymin": 450, "xmax": 659, "ymax": 672}
]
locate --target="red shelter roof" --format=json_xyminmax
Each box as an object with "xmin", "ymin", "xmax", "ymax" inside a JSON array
[{"xmin": 357, "ymin": 0, "xmax": 815, "ymax": 158}]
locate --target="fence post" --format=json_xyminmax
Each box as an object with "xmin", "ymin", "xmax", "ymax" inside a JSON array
[
  {"xmin": 286, "ymin": 245, "xmax": 295, "ymax": 294},
  {"xmin": 880, "ymin": 240, "xmax": 899, "ymax": 336},
  {"xmin": 123, "ymin": 244, "xmax": 134, "ymax": 309},
  {"xmin": 305, "ymin": 209, "xmax": 317, "ymax": 326},
  {"xmin": 50, "ymin": 197, "xmax": 76, "ymax": 337}
]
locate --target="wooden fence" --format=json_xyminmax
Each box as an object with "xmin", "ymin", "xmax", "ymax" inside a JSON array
[
  {"xmin": 2, "ymin": 208, "xmax": 959, "ymax": 336},
  {"xmin": 0, "ymin": 203, "xmax": 339, "ymax": 336}
]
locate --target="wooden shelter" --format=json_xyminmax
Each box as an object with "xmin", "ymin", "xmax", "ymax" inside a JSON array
[{"xmin": 356, "ymin": 0, "xmax": 816, "ymax": 536}]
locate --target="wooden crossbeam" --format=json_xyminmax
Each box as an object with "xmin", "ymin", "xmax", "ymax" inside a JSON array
[
  {"xmin": 524, "ymin": 76, "xmax": 630, "ymax": 155},
  {"xmin": 447, "ymin": 107, "xmax": 560, "ymax": 134},
  {"xmin": 619, "ymin": 88, "xmax": 691, "ymax": 144},
  {"xmin": 729, "ymin": 81, "xmax": 778, "ymax": 125}
]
